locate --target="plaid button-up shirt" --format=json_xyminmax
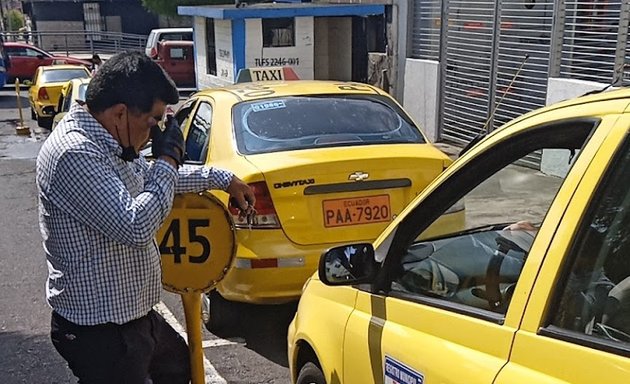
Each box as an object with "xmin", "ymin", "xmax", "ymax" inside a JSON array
[{"xmin": 37, "ymin": 103, "xmax": 233, "ymax": 325}]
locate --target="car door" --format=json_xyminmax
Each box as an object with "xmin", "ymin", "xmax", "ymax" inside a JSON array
[
  {"xmin": 495, "ymin": 115, "xmax": 630, "ymax": 383},
  {"xmin": 28, "ymin": 68, "xmax": 41, "ymax": 108},
  {"xmin": 14, "ymin": 46, "xmax": 50, "ymax": 80},
  {"xmin": 342, "ymin": 112, "xmax": 614, "ymax": 383}
]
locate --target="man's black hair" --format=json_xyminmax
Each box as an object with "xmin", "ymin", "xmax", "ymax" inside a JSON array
[{"xmin": 85, "ymin": 51, "xmax": 179, "ymax": 114}]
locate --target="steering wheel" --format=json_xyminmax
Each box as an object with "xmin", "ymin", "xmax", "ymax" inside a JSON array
[{"xmin": 484, "ymin": 231, "xmax": 532, "ymax": 312}]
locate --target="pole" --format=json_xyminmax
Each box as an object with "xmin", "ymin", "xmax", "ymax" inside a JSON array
[
  {"xmin": 181, "ymin": 292, "xmax": 206, "ymax": 384},
  {"xmin": 14, "ymin": 79, "xmax": 30, "ymax": 135}
]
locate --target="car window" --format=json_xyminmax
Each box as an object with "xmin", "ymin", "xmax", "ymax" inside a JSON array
[
  {"xmin": 41, "ymin": 69, "xmax": 89, "ymax": 83},
  {"xmin": 175, "ymin": 98, "xmax": 197, "ymax": 129},
  {"xmin": 26, "ymin": 48, "xmax": 42, "ymax": 57},
  {"xmin": 60, "ymin": 84, "xmax": 73, "ymax": 112},
  {"xmin": 546, "ymin": 135, "xmax": 630, "ymax": 348},
  {"xmin": 6, "ymin": 47, "xmax": 25, "ymax": 56},
  {"xmin": 233, "ymin": 95, "xmax": 425, "ymax": 154},
  {"xmin": 146, "ymin": 31, "xmax": 157, "ymax": 49},
  {"xmin": 77, "ymin": 83, "xmax": 88, "ymax": 102},
  {"xmin": 185, "ymin": 102, "xmax": 212, "ymax": 163},
  {"xmin": 161, "ymin": 32, "xmax": 193, "ymax": 42},
  {"xmin": 169, "ymin": 47, "xmax": 186, "ymax": 60},
  {"xmin": 383, "ymin": 119, "xmax": 597, "ymax": 319}
]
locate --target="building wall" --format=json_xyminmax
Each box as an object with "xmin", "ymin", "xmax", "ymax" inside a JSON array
[
  {"xmin": 326, "ymin": 17, "xmax": 352, "ymax": 81},
  {"xmin": 313, "ymin": 18, "xmax": 330, "ymax": 79},
  {"xmin": 245, "ymin": 17, "xmax": 315, "ymax": 80},
  {"xmin": 194, "ymin": 16, "xmax": 232, "ymax": 89},
  {"xmin": 34, "ymin": 21, "xmax": 86, "ymax": 51},
  {"xmin": 215, "ymin": 20, "xmax": 235, "ymax": 82},
  {"xmin": 100, "ymin": 2, "xmax": 158, "ymax": 35},
  {"xmin": 403, "ymin": 58, "xmax": 439, "ymax": 142},
  {"xmin": 29, "ymin": 1, "xmax": 158, "ymax": 36}
]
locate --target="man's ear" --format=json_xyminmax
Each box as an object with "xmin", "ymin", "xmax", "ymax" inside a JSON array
[{"xmin": 104, "ymin": 103, "xmax": 127, "ymax": 127}]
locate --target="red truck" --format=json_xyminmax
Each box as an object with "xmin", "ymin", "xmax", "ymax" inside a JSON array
[{"xmin": 154, "ymin": 40, "xmax": 195, "ymax": 88}]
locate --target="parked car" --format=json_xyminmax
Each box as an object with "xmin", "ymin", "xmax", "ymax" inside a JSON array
[
  {"xmin": 161, "ymin": 69, "xmax": 464, "ymax": 331},
  {"xmin": 288, "ymin": 88, "xmax": 630, "ymax": 384},
  {"xmin": 5, "ymin": 42, "xmax": 91, "ymax": 82},
  {"xmin": 51, "ymin": 77, "xmax": 90, "ymax": 130},
  {"xmin": 154, "ymin": 40, "xmax": 195, "ymax": 87},
  {"xmin": 27, "ymin": 65, "xmax": 91, "ymax": 129},
  {"xmin": 145, "ymin": 27, "xmax": 193, "ymax": 59}
]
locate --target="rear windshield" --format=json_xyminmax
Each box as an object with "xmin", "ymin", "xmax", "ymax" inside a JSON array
[
  {"xmin": 160, "ymin": 32, "xmax": 193, "ymax": 42},
  {"xmin": 233, "ymin": 94, "xmax": 425, "ymax": 155},
  {"xmin": 42, "ymin": 69, "xmax": 88, "ymax": 83}
]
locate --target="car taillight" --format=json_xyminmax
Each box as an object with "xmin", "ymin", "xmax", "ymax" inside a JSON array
[
  {"xmin": 228, "ymin": 181, "xmax": 280, "ymax": 229},
  {"xmin": 38, "ymin": 87, "xmax": 49, "ymax": 100}
]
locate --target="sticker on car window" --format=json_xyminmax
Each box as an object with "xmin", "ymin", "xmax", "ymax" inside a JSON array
[
  {"xmin": 251, "ymin": 100, "xmax": 286, "ymax": 112},
  {"xmin": 384, "ymin": 356, "xmax": 424, "ymax": 384}
]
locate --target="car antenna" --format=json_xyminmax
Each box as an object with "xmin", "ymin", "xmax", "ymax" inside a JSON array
[
  {"xmin": 579, "ymin": 70, "xmax": 623, "ymax": 97},
  {"xmin": 459, "ymin": 54, "xmax": 530, "ymax": 156}
]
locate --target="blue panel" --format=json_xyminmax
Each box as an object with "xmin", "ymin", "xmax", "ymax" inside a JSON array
[
  {"xmin": 232, "ymin": 19, "xmax": 246, "ymax": 80},
  {"xmin": 179, "ymin": 4, "xmax": 385, "ymax": 20}
]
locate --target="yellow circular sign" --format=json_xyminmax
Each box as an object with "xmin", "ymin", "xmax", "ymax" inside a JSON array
[{"xmin": 157, "ymin": 192, "xmax": 236, "ymax": 294}]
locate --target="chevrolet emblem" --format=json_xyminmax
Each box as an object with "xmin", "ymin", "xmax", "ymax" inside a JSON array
[{"xmin": 348, "ymin": 171, "xmax": 369, "ymax": 181}]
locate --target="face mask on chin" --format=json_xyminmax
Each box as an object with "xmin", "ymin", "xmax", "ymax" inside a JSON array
[{"xmin": 118, "ymin": 108, "xmax": 139, "ymax": 162}]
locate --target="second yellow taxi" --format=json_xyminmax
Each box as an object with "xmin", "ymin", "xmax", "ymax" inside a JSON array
[
  {"xmin": 165, "ymin": 69, "xmax": 464, "ymax": 331},
  {"xmin": 27, "ymin": 64, "xmax": 91, "ymax": 129}
]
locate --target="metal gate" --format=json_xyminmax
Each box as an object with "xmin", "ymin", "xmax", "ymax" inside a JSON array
[
  {"xmin": 410, "ymin": 0, "xmax": 554, "ymax": 168},
  {"xmin": 441, "ymin": 0, "xmax": 496, "ymax": 145},
  {"xmin": 84, "ymin": 3, "xmax": 104, "ymax": 41}
]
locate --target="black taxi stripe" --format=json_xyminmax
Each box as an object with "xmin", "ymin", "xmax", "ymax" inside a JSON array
[{"xmin": 303, "ymin": 178, "xmax": 411, "ymax": 195}]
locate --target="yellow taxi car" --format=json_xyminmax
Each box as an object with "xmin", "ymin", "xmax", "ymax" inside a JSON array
[
  {"xmin": 167, "ymin": 69, "xmax": 464, "ymax": 331},
  {"xmin": 287, "ymin": 87, "xmax": 630, "ymax": 383},
  {"xmin": 27, "ymin": 64, "xmax": 91, "ymax": 129},
  {"xmin": 51, "ymin": 77, "xmax": 90, "ymax": 130}
]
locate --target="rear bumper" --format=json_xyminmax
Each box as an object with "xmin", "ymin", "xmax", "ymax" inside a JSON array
[
  {"xmin": 216, "ymin": 229, "xmax": 336, "ymax": 304},
  {"xmin": 33, "ymin": 100, "xmax": 56, "ymax": 117}
]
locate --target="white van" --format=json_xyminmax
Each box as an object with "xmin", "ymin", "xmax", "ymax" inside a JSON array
[{"xmin": 145, "ymin": 27, "xmax": 193, "ymax": 59}]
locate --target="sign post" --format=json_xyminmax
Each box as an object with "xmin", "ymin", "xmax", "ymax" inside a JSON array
[
  {"xmin": 157, "ymin": 193, "xmax": 236, "ymax": 384},
  {"xmin": 14, "ymin": 79, "xmax": 30, "ymax": 135}
]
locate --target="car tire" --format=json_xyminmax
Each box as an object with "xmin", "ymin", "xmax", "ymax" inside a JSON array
[
  {"xmin": 203, "ymin": 290, "xmax": 240, "ymax": 333},
  {"xmin": 296, "ymin": 362, "xmax": 325, "ymax": 384},
  {"xmin": 37, "ymin": 115, "xmax": 52, "ymax": 130}
]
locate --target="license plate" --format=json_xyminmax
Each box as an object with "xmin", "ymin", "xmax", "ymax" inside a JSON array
[{"xmin": 323, "ymin": 195, "xmax": 391, "ymax": 228}]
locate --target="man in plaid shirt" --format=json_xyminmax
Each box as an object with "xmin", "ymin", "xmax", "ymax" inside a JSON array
[{"xmin": 37, "ymin": 51, "xmax": 255, "ymax": 383}]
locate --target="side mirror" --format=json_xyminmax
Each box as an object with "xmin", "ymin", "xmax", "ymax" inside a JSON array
[{"xmin": 318, "ymin": 243, "xmax": 379, "ymax": 286}]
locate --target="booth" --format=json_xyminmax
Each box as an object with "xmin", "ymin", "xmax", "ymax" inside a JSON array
[{"xmin": 178, "ymin": 2, "xmax": 386, "ymax": 89}]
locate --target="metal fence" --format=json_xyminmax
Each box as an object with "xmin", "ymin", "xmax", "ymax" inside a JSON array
[
  {"xmin": 410, "ymin": 0, "xmax": 630, "ymax": 167},
  {"xmin": 1, "ymin": 30, "xmax": 147, "ymax": 56}
]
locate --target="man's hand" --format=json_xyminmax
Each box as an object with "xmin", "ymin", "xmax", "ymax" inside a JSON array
[
  {"xmin": 151, "ymin": 115, "xmax": 185, "ymax": 167},
  {"xmin": 227, "ymin": 176, "xmax": 256, "ymax": 215}
]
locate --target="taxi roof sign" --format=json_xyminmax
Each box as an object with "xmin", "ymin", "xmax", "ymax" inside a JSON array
[{"xmin": 236, "ymin": 67, "xmax": 299, "ymax": 83}]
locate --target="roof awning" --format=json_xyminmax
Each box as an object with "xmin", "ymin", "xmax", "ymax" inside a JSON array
[{"xmin": 178, "ymin": 3, "xmax": 386, "ymax": 20}]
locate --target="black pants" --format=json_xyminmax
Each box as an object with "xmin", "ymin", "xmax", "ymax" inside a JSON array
[{"xmin": 51, "ymin": 310, "xmax": 191, "ymax": 384}]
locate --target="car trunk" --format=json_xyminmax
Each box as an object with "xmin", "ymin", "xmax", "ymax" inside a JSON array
[
  {"xmin": 40, "ymin": 82, "xmax": 66, "ymax": 107},
  {"xmin": 246, "ymin": 144, "xmax": 450, "ymax": 245}
]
